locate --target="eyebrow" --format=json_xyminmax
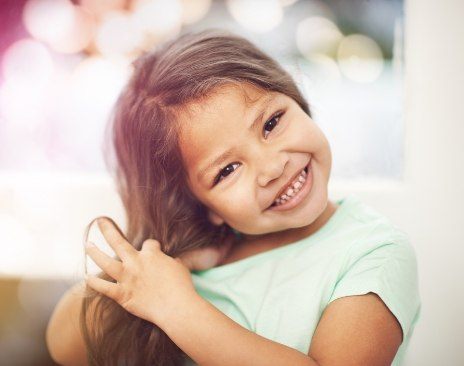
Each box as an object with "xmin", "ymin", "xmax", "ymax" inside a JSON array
[{"xmin": 196, "ymin": 94, "xmax": 276, "ymax": 183}]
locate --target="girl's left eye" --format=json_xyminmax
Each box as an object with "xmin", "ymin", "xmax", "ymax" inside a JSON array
[{"xmin": 263, "ymin": 110, "xmax": 284, "ymax": 139}]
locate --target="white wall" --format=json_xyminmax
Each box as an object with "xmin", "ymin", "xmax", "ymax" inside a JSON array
[
  {"xmin": 353, "ymin": 0, "xmax": 464, "ymax": 364},
  {"xmin": 332, "ymin": 1, "xmax": 464, "ymax": 364}
]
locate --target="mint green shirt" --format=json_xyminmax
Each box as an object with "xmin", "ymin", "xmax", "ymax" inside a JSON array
[{"xmin": 188, "ymin": 195, "xmax": 421, "ymax": 365}]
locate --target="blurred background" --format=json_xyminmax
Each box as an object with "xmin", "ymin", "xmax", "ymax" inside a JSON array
[{"xmin": 0, "ymin": 0, "xmax": 463, "ymax": 365}]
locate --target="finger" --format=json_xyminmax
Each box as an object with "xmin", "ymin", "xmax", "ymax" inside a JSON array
[
  {"xmin": 85, "ymin": 275, "xmax": 120, "ymax": 301},
  {"xmin": 97, "ymin": 217, "xmax": 135, "ymax": 261},
  {"xmin": 85, "ymin": 242, "xmax": 123, "ymax": 280},
  {"xmin": 140, "ymin": 239, "xmax": 161, "ymax": 254}
]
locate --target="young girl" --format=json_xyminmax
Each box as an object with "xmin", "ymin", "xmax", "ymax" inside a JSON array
[{"xmin": 46, "ymin": 29, "xmax": 421, "ymax": 366}]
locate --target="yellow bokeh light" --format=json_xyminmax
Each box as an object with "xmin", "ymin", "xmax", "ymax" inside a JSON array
[
  {"xmin": 296, "ymin": 16, "xmax": 343, "ymax": 58},
  {"xmin": 337, "ymin": 34, "xmax": 384, "ymax": 83},
  {"xmin": 181, "ymin": 0, "xmax": 212, "ymax": 25}
]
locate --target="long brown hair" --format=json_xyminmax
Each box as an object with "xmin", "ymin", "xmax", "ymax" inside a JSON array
[{"xmin": 80, "ymin": 28, "xmax": 311, "ymax": 365}]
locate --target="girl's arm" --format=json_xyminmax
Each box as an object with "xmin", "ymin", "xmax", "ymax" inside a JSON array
[
  {"xmin": 158, "ymin": 291, "xmax": 317, "ymax": 366},
  {"xmin": 46, "ymin": 282, "xmax": 89, "ymax": 366},
  {"xmin": 159, "ymin": 291, "xmax": 401, "ymax": 366}
]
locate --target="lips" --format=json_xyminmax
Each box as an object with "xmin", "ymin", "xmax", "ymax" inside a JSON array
[{"xmin": 266, "ymin": 158, "xmax": 311, "ymax": 209}]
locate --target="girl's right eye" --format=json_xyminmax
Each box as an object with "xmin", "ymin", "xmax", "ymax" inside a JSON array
[{"xmin": 213, "ymin": 162, "xmax": 240, "ymax": 186}]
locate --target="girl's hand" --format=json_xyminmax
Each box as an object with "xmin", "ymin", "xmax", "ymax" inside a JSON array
[{"xmin": 84, "ymin": 218, "xmax": 197, "ymax": 327}]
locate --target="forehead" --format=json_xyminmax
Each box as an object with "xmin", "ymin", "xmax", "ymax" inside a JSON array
[
  {"xmin": 181, "ymin": 82, "xmax": 266, "ymax": 129},
  {"xmin": 178, "ymin": 83, "xmax": 271, "ymax": 176}
]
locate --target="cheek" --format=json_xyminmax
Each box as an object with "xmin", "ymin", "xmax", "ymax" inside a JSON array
[
  {"xmin": 213, "ymin": 189, "xmax": 257, "ymax": 224},
  {"xmin": 285, "ymin": 113, "xmax": 314, "ymax": 142},
  {"xmin": 220, "ymin": 192, "xmax": 252, "ymax": 213},
  {"xmin": 297, "ymin": 118, "xmax": 328, "ymax": 151}
]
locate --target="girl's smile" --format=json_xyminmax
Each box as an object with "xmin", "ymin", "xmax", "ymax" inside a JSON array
[
  {"xmin": 266, "ymin": 157, "xmax": 313, "ymax": 211},
  {"xmin": 178, "ymin": 81, "xmax": 336, "ymax": 248}
]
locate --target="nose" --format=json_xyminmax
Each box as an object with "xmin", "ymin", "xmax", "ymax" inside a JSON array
[{"xmin": 257, "ymin": 154, "xmax": 289, "ymax": 187}]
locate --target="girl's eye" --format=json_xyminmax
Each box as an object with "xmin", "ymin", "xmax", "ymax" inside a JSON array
[
  {"xmin": 263, "ymin": 110, "xmax": 284, "ymax": 139},
  {"xmin": 213, "ymin": 162, "xmax": 240, "ymax": 186}
]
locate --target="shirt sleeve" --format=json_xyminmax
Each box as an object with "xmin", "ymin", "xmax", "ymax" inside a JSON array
[{"xmin": 328, "ymin": 233, "xmax": 422, "ymax": 340}]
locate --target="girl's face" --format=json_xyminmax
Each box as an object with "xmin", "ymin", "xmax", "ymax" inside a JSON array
[{"xmin": 179, "ymin": 83, "xmax": 332, "ymax": 236}]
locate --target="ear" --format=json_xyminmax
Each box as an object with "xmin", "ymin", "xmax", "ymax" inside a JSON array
[{"xmin": 207, "ymin": 209, "xmax": 225, "ymax": 226}]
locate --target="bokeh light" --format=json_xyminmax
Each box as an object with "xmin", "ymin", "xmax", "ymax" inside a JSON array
[
  {"xmin": 0, "ymin": 39, "xmax": 53, "ymax": 130},
  {"xmin": 226, "ymin": 0, "xmax": 283, "ymax": 33},
  {"xmin": 22, "ymin": 0, "xmax": 74, "ymax": 43},
  {"xmin": 81, "ymin": 0, "xmax": 126, "ymax": 20},
  {"xmin": 2, "ymin": 38, "xmax": 53, "ymax": 86},
  {"xmin": 337, "ymin": 34, "xmax": 384, "ymax": 83},
  {"xmin": 49, "ymin": 5, "xmax": 95, "ymax": 54},
  {"xmin": 181, "ymin": 0, "xmax": 212, "ymax": 25},
  {"xmin": 296, "ymin": 16, "xmax": 343, "ymax": 58},
  {"xmin": 23, "ymin": 0, "xmax": 95, "ymax": 54},
  {"xmin": 62, "ymin": 56, "xmax": 131, "ymax": 169},
  {"xmin": 132, "ymin": 0, "xmax": 183, "ymax": 43},
  {"xmin": 68, "ymin": 56, "xmax": 131, "ymax": 121},
  {"xmin": 95, "ymin": 10, "xmax": 143, "ymax": 56}
]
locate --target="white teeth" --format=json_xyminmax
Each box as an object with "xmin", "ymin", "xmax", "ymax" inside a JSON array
[{"xmin": 273, "ymin": 167, "xmax": 307, "ymax": 205}]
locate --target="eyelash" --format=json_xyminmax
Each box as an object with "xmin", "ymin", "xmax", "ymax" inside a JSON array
[{"xmin": 212, "ymin": 110, "xmax": 285, "ymax": 186}]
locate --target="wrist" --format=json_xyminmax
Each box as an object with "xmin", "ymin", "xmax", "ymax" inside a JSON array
[{"xmin": 153, "ymin": 290, "xmax": 203, "ymax": 331}]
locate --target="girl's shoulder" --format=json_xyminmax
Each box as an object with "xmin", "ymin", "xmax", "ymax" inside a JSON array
[
  {"xmin": 326, "ymin": 197, "xmax": 421, "ymax": 343},
  {"xmin": 335, "ymin": 194, "xmax": 413, "ymax": 251}
]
